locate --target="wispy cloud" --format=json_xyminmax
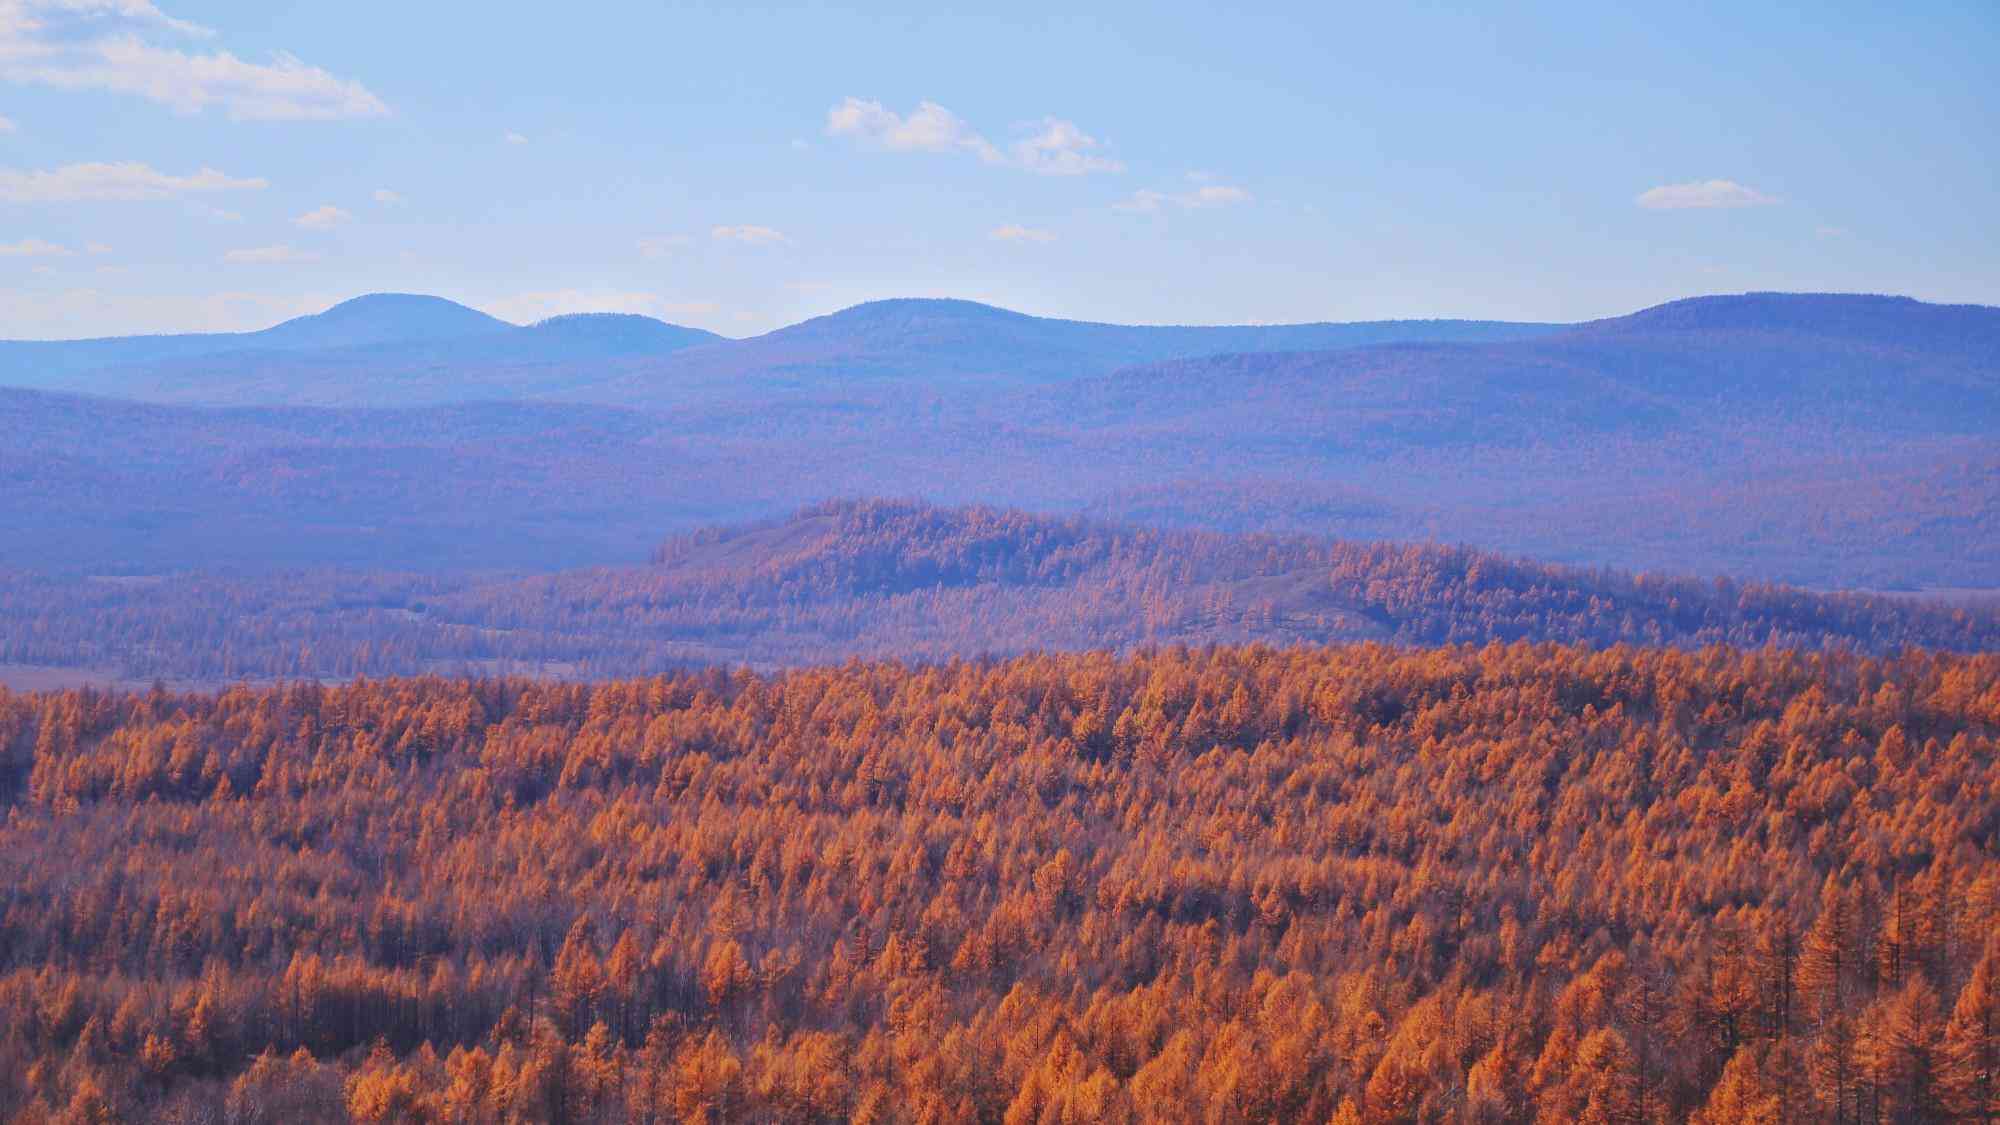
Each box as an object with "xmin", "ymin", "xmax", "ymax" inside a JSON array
[
  {"xmin": 637, "ymin": 233, "xmax": 692, "ymax": 258},
  {"xmin": 371, "ymin": 188, "xmax": 403, "ymax": 206},
  {"xmin": 505, "ymin": 131, "xmax": 528, "ymax": 145},
  {"xmin": 293, "ymin": 203, "xmax": 350, "ymax": 229},
  {"xmin": 990, "ymin": 224, "xmax": 1055, "ymax": 243},
  {"xmin": 0, "ymin": 161, "xmax": 265, "ymax": 202},
  {"xmin": 0, "ymin": 114, "xmax": 14, "ymax": 133},
  {"xmin": 711, "ymin": 224, "xmax": 787, "ymax": 245},
  {"xmin": 19, "ymin": 1, "xmax": 215, "ymax": 38},
  {"xmin": 1008, "ymin": 117, "xmax": 1122, "ymax": 175},
  {"xmin": 826, "ymin": 97, "xmax": 1122, "ymax": 175},
  {"xmin": 1816, "ymin": 225, "xmax": 1849, "ymax": 238},
  {"xmin": 223, "ymin": 243, "xmax": 317, "ymax": 264},
  {"xmin": 827, "ymin": 98, "xmax": 997, "ymax": 160},
  {"xmin": 1635, "ymin": 180, "xmax": 1778, "ymax": 210},
  {"xmin": 1188, "ymin": 185, "xmax": 1251, "ymax": 207},
  {"xmin": 1114, "ymin": 183, "xmax": 1253, "ymax": 213},
  {"xmin": 0, "ymin": 236, "xmax": 71, "ymax": 256},
  {"xmin": 85, "ymin": 241, "xmax": 111, "ymax": 254},
  {"xmin": 0, "ymin": 0, "xmax": 388, "ymax": 120}
]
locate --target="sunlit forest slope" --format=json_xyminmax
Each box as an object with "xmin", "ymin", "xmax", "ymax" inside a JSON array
[{"xmin": 2, "ymin": 643, "xmax": 1998, "ymax": 1120}]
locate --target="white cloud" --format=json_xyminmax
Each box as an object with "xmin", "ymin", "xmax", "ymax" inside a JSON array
[
  {"xmin": 1635, "ymin": 179, "xmax": 1778, "ymax": 210},
  {"xmin": 1114, "ymin": 189, "xmax": 1166, "ymax": 214},
  {"xmin": 1816, "ymin": 225, "xmax": 1849, "ymax": 238},
  {"xmin": 1187, "ymin": 185, "xmax": 1250, "ymax": 206},
  {"xmin": 371, "ymin": 188, "xmax": 403, "ymax": 205},
  {"xmin": 0, "ymin": 236, "xmax": 70, "ymax": 256},
  {"xmin": 223, "ymin": 243, "xmax": 317, "ymax": 264},
  {"xmin": 990, "ymin": 224, "xmax": 1054, "ymax": 243},
  {"xmin": 0, "ymin": 161, "xmax": 265, "ymax": 202},
  {"xmin": 711, "ymin": 224, "xmax": 787, "ymax": 245},
  {"xmin": 85, "ymin": 241, "xmax": 110, "ymax": 254},
  {"xmin": 637, "ymin": 233, "xmax": 691, "ymax": 258},
  {"xmin": 1114, "ymin": 183, "xmax": 1253, "ymax": 213},
  {"xmin": 0, "ymin": 114, "xmax": 14, "ymax": 132},
  {"xmin": 293, "ymin": 203, "xmax": 350, "ymax": 229},
  {"xmin": 1008, "ymin": 117, "xmax": 1122, "ymax": 176},
  {"xmin": 0, "ymin": 1, "xmax": 389, "ymax": 120},
  {"xmin": 505, "ymin": 131, "xmax": 528, "ymax": 145},
  {"xmin": 21, "ymin": 1, "xmax": 215, "ymax": 38},
  {"xmin": 826, "ymin": 97, "xmax": 1000, "ymax": 161},
  {"xmin": 825, "ymin": 97, "xmax": 1121, "ymax": 175}
]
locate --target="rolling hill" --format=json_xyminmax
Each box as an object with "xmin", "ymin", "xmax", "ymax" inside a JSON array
[{"xmin": 1, "ymin": 500, "xmax": 1994, "ymax": 686}]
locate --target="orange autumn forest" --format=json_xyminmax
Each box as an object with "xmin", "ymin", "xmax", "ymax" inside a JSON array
[
  {"xmin": 4, "ymin": 643, "xmax": 1999, "ymax": 1120},
  {"xmin": 4, "ymin": 2, "xmax": 1999, "ymax": 1121}
]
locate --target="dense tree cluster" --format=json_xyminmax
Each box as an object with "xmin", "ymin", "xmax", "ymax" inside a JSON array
[
  {"xmin": 2, "ymin": 640, "xmax": 1998, "ymax": 1120},
  {"xmin": 3, "ymin": 502, "xmax": 1995, "ymax": 687}
]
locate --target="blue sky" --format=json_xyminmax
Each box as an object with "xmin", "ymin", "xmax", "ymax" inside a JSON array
[{"xmin": 0, "ymin": 0, "xmax": 1994, "ymax": 337}]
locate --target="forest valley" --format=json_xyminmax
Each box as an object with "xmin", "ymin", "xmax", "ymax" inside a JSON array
[
  {"xmin": 1, "ymin": 641, "xmax": 1998, "ymax": 1122},
  {"xmin": 3, "ymin": 500, "xmax": 1996, "ymax": 689}
]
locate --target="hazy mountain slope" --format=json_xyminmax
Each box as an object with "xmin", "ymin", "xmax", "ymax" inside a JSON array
[
  {"xmin": 3, "ymin": 500, "xmax": 1992, "ymax": 685},
  {"xmin": 80, "ymin": 316, "xmax": 734, "ymax": 406},
  {"xmin": 0, "ymin": 293, "xmax": 1991, "ymax": 586},
  {"xmin": 242, "ymin": 293, "xmax": 514, "ymax": 350},
  {"xmin": 510, "ymin": 312, "xmax": 725, "ymax": 358},
  {"xmin": 1577, "ymin": 291, "xmax": 2000, "ymax": 355},
  {"xmin": 572, "ymin": 297, "xmax": 1567, "ymax": 405},
  {"xmin": 1037, "ymin": 293, "xmax": 2000, "ymax": 444},
  {"xmin": 0, "ymin": 297, "xmax": 726, "ymax": 405},
  {"xmin": 0, "ymin": 387, "xmax": 713, "ymax": 570},
  {"xmin": 0, "ymin": 294, "xmax": 1558, "ymax": 406},
  {"xmin": 0, "ymin": 294, "xmax": 513, "ymax": 387}
]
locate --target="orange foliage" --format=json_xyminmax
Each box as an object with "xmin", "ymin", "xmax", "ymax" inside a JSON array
[{"xmin": 0, "ymin": 641, "xmax": 1996, "ymax": 1119}]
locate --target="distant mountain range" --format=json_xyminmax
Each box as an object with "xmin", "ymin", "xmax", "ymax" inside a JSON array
[
  {"xmin": 0, "ymin": 294, "xmax": 508, "ymax": 383},
  {"xmin": 0, "ymin": 293, "xmax": 1558, "ymax": 406},
  {"xmin": 563, "ymin": 297, "xmax": 1565, "ymax": 404},
  {"xmin": 0, "ymin": 295, "xmax": 729, "ymax": 404},
  {"xmin": 0, "ymin": 291, "xmax": 1993, "ymax": 588}
]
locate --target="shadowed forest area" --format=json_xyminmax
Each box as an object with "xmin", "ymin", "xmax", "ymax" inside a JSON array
[{"xmin": 2, "ymin": 501, "xmax": 1996, "ymax": 688}]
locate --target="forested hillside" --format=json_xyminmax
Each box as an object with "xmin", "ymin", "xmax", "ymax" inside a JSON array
[
  {"xmin": 2, "ymin": 643, "xmax": 1997, "ymax": 1120},
  {"xmin": 2, "ymin": 501, "xmax": 1994, "ymax": 686}
]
